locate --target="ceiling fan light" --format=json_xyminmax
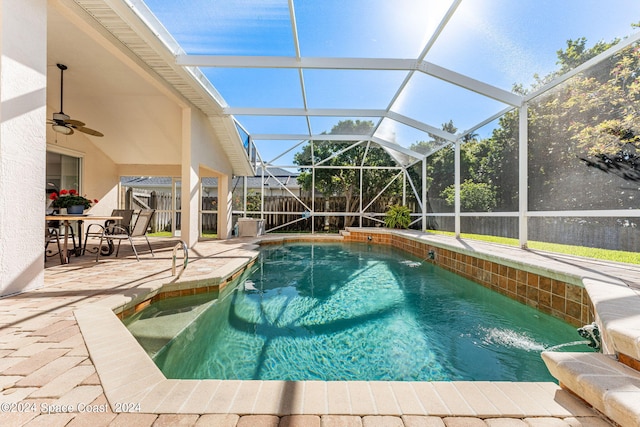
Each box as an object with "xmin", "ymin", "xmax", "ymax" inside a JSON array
[
  {"xmin": 52, "ymin": 112, "xmax": 70, "ymax": 121},
  {"xmin": 52, "ymin": 124, "xmax": 72, "ymax": 135}
]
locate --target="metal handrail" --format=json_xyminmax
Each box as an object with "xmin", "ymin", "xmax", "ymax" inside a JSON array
[{"xmin": 171, "ymin": 240, "xmax": 189, "ymax": 278}]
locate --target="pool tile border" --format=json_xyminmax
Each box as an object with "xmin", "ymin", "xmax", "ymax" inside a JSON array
[
  {"xmin": 341, "ymin": 228, "xmax": 640, "ymax": 362},
  {"xmin": 342, "ymin": 229, "xmax": 593, "ymax": 327}
]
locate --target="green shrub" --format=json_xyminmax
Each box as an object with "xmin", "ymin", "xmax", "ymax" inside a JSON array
[
  {"xmin": 441, "ymin": 180, "xmax": 497, "ymax": 212},
  {"xmin": 384, "ymin": 204, "xmax": 411, "ymax": 229}
]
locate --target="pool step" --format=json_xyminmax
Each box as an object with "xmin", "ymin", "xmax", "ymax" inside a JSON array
[{"xmin": 541, "ymin": 351, "xmax": 640, "ymax": 426}]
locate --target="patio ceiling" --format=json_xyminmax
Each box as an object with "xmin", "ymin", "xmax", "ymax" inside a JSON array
[
  {"xmin": 47, "ymin": 3, "xmax": 181, "ymax": 165},
  {"xmin": 49, "ymin": 0, "xmax": 640, "ymax": 168}
]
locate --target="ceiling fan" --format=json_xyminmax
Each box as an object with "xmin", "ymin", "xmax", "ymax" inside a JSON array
[{"xmin": 48, "ymin": 63, "xmax": 103, "ymax": 137}]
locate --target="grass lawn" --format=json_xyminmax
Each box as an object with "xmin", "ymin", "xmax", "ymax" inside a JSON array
[
  {"xmin": 428, "ymin": 230, "xmax": 640, "ymax": 265},
  {"xmin": 148, "ymin": 231, "xmax": 173, "ymax": 237},
  {"xmin": 148, "ymin": 232, "xmax": 218, "ymax": 239}
]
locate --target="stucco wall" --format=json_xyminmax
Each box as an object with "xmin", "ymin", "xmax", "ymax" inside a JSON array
[
  {"xmin": 0, "ymin": 0, "xmax": 47, "ymax": 296},
  {"xmin": 191, "ymin": 111, "xmax": 233, "ymax": 177},
  {"xmin": 190, "ymin": 109, "xmax": 234, "ymax": 239}
]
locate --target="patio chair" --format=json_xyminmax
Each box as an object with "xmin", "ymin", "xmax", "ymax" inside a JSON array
[
  {"xmin": 46, "ymin": 219, "xmax": 78, "ymax": 260},
  {"xmin": 105, "ymin": 209, "xmax": 135, "ymax": 234},
  {"xmin": 95, "ymin": 209, "xmax": 155, "ymax": 261},
  {"xmin": 45, "ymin": 223, "xmax": 65, "ymax": 264},
  {"xmin": 83, "ymin": 209, "xmax": 134, "ymax": 256}
]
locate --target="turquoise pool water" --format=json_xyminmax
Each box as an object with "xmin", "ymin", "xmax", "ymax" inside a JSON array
[{"xmin": 126, "ymin": 243, "xmax": 588, "ymax": 382}]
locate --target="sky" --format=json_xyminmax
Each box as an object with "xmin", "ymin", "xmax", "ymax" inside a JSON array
[{"xmin": 142, "ymin": 0, "xmax": 640, "ymax": 165}]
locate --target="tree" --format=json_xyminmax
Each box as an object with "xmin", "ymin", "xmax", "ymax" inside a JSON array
[
  {"xmin": 566, "ymin": 43, "xmax": 640, "ymax": 181},
  {"xmin": 294, "ymin": 120, "xmax": 402, "ymax": 226},
  {"xmin": 476, "ymin": 111, "xmax": 519, "ymax": 211},
  {"xmin": 524, "ymin": 29, "xmax": 640, "ymax": 210},
  {"xmin": 418, "ymin": 24, "xmax": 639, "ymax": 217},
  {"xmin": 412, "ymin": 121, "xmax": 508, "ymax": 213},
  {"xmin": 441, "ymin": 180, "xmax": 497, "ymax": 212}
]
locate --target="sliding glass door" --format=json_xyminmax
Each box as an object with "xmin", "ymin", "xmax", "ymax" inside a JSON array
[{"xmin": 46, "ymin": 150, "xmax": 81, "ymax": 209}]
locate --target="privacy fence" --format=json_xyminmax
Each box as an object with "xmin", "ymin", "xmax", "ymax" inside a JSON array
[{"xmin": 123, "ymin": 187, "xmax": 639, "ymax": 251}]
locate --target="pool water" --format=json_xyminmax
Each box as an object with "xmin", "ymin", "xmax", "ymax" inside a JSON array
[{"xmin": 126, "ymin": 243, "xmax": 589, "ymax": 382}]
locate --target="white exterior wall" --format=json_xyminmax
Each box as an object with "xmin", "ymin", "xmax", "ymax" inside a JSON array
[
  {"xmin": 188, "ymin": 109, "xmax": 234, "ymax": 241},
  {"xmin": 0, "ymin": 0, "xmax": 47, "ymax": 296},
  {"xmin": 181, "ymin": 108, "xmax": 197, "ymax": 246}
]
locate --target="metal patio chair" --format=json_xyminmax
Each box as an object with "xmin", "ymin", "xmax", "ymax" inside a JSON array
[
  {"xmin": 45, "ymin": 219, "xmax": 79, "ymax": 262},
  {"xmin": 83, "ymin": 209, "xmax": 134, "ymax": 256},
  {"xmin": 45, "ymin": 223, "xmax": 65, "ymax": 264},
  {"xmin": 95, "ymin": 209, "xmax": 155, "ymax": 261}
]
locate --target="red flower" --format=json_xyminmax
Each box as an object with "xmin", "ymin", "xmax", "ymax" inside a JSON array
[{"xmin": 50, "ymin": 189, "xmax": 97, "ymax": 209}]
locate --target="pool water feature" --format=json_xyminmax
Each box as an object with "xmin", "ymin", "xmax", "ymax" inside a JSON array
[{"xmin": 125, "ymin": 243, "xmax": 590, "ymax": 382}]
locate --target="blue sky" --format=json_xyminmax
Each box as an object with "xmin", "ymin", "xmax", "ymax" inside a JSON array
[{"xmin": 143, "ymin": 0, "xmax": 640, "ymax": 163}]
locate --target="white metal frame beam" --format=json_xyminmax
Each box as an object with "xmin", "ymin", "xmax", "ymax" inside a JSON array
[
  {"xmin": 179, "ymin": 56, "xmax": 521, "ymax": 107},
  {"xmin": 177, "ymin": 55, "xmax": 419, "ymax": 70},
  {"xmin": 225, "ymin": 107, "xmax": 387, "ymax": 117},
  {"xmin": 371, "ymin": 137, "xmax": 428, "ymax": 161},
  {"xmin": 518, "ymin": 103, "xmax": 528, "ymax": 248},
  {"xmin": 386, "ymin": 111, "xmax": 458, "ymax": 142},
  {"xmin": 252, "ymin": 134, "xmax": 370, "ymax": 141}
]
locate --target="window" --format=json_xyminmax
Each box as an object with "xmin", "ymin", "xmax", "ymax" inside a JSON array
[{"xmin": 46, "ymin": 150, "xmax": 81, "ymax": 199}]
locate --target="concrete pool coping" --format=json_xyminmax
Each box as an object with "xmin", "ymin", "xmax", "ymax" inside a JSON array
[
  {"xmin": 3, "ymin": 231, "xmax": 636, "ymax": 425},
  {"xmin": 76, "ymin": 305, "xmax": 596, "ymax": 418}
]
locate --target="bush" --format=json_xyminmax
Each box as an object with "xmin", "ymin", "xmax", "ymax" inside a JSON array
[
  {"xmin": 441, "ymin": 180, "xmax": 497, "ymax": 212},
  {"xmin": 384, "ymin": 204, "xmax": 411, "ymax": 229}
]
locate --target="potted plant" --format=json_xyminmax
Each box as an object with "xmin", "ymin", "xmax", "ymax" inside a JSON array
[
  {"xmin": 49, "ymin": 189, "xmax": 98, "ymax": 214},
  {"xmin": 384, "ymin": 204, "xmax": 411, "ymax": 229}
]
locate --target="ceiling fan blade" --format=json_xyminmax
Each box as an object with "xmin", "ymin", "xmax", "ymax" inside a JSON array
[
  {"xmin": 65, "ymin": 119, "xmax": 86, "ymax": 127},
  {"xmin": 74, "ymin": 126, "xmax": 104, "ymax": 137}
]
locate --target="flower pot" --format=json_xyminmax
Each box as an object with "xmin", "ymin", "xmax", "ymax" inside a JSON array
[{"xmin": 67, "ymin": 205, "xmax": 85, "ymax": 215}]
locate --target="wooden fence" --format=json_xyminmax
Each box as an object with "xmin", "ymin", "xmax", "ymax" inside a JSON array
[
  {"xmin": 124, "ymin": 188, "xmax": 640, "ymax": 252},
  {"xmin": 124, "ymin": 189, "xmax": 176, "ymax": 233}
]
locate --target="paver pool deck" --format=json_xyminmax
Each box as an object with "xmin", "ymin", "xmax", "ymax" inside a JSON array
[{"xmin": 2, "ymin": 230, "xmax": 635, "ymax": 427}]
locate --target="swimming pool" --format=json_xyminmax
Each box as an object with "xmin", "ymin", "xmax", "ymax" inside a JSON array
[{"xmin": 125, "ymin": 242, "xmax": 588, "ymax": 382}]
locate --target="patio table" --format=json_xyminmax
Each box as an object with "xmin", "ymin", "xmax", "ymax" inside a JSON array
[{"xmin": 45, "ymin": 214, "xmax": 123, "ymax": 264}]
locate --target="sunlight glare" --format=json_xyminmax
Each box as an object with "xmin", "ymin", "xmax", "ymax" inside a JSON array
[{"xmin": 375, "ymin": 118, "xmax": 399, "ymax": 145}]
